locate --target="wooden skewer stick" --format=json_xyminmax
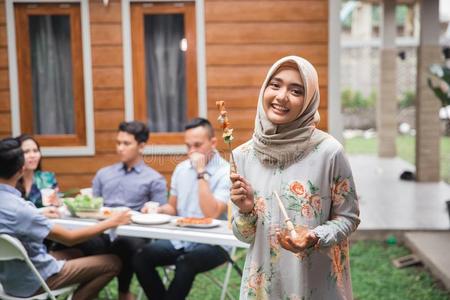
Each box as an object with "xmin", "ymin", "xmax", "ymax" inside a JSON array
[{"xmin": 273, "ymin": 191, "xmax": 298, "ymax": 239}]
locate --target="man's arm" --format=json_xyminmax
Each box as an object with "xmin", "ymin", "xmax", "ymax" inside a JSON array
[
  {"xmin": 47, "ymin": 211, "xmax": 131, "ymax": 246},
  {"xmin": 198, "ymin": 178, "xmax": 227, "ymax": 218},
  {"xmin": 91, "ymin": 171, "xmax": 102, "ymax": 197},
  {"xmin": 156, "ymin": 195, "xmax": 177, "ymax": 215}
]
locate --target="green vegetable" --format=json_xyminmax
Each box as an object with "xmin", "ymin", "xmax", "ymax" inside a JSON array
[{"xmin": 63, "ymin": 195, "xmax": 103, "ymax": 216}]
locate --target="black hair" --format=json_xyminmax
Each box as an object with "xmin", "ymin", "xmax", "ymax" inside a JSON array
[
  {"xmin": 184, "ymin": 118, "xmax": 215, "ymax": 138},
  {"xmin": 118, "ymin": 121, "xmax": 149, "ymax": 144},
  {"xmin": 0, "ymin": 137, "xmax": 24, "ymax": 179},
  {"xmin": 17, "ymin": 134, "xmax": 42, "ymax": 171},
  {"xmin": 15, "ymin": 134, "xmax": 42, "ymax": 196}
]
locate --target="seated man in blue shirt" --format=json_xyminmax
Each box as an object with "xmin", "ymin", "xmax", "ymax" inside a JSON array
[
  {"xmin": 133, "ymin": 118, "xmax": 230, "ymax": 300},
  {"xmin": 74, "ymin": 121, "xmax": 167, "ymax": 300},
  {"xmin": 0, "ymin": 137, "xmax": 131, "ymax": 300}
]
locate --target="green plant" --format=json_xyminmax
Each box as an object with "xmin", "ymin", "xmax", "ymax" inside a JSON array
[
  {"xmin": 341, "ymin": 88, "xmax": 376, "ymax": 110},
  {"xmin": 428, "ymin": 64, "xmax": 450, "ymax": 107},
  {"xmin": 398, "ymin": 90, "xmax": 415, "ymax": 109}
]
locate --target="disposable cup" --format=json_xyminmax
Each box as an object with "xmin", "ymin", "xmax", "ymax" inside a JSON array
[{"xmin": 144, "ymin": 201, "xmax": 160, "ymax": 214}]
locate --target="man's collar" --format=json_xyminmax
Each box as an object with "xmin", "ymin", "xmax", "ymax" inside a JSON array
[{"xmin": 120, "ymin": 160, "xmax": 145, "ymax": 174}]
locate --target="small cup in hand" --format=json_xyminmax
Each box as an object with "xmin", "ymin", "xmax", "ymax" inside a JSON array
[
  {"xmin": 41, "ymin": 188, "xmax": 60, "ymax": 206},
  {"xmin": 143, "ymin": 201, "xmax": 160, "ymax": 214}
]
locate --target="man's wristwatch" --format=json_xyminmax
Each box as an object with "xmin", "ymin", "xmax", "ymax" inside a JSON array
[{"xmin": 197, "ymin": 171, "xmax": 210, "ymax": 181}]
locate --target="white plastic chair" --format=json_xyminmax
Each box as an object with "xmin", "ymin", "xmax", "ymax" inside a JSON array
[{"xmin": 0, "ymin": 234, "xmax": 77, "ymax": 300}]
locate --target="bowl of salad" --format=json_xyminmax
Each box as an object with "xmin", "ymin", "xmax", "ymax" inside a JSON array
[{"xmin": 63, "ymin": 195, "xmax": 103, "ymax": 218}]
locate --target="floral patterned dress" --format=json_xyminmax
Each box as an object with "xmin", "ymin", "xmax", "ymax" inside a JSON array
[{"xmin": 232, "ymin": 133, "xmax": 360, "ymax": 300}]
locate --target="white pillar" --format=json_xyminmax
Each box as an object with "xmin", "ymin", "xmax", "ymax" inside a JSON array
[
  {"xmin": 416, "ymin": 0, "xmax": 441, "ymax": 182},
  {"xmin": 377, "ymin": 0, "xmax": 397, "ymax": 157},
  {"xmin": 328, "ymin": 0, "xmax": 343, "ymax": 143}
]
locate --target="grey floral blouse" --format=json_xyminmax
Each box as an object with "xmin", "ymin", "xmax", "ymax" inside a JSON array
[{"xmin": 232, "ymin": 134, "xmax": 360, "ymax": 300}]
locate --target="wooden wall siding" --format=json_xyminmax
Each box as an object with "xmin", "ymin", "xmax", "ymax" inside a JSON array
[
  {"xmin": 1, "ymin": 0, "xmax": 329, "ymax": 191},
  {"xmin": 0, "ymin": 0, "xmax": 9, "ymax": 139},
  {"xmin": 205, "ymin": 0, "xmax": 329, "ymax": 153}
]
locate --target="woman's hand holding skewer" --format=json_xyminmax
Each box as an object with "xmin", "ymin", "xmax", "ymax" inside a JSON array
[
  {"xmin": 230, "ymin": 173, "xmax": 255, "ymax": 214},
  {"xmin": 276, "ymin": 227, "xmax": 319, "ymax": 253}
]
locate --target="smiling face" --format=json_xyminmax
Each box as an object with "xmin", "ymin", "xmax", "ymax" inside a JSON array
[
  {"xmin": 21, "ymin": 139, "xmax": 41, "ymax": 171},
  {"xmin": 263, "ymin": 67, "xmax": 305, "ymax": 125}
]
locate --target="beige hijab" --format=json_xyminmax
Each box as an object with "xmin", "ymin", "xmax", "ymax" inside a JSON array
[{"xmin": 252, "ymin": 55, "xmax": 327, "ymax": 167}]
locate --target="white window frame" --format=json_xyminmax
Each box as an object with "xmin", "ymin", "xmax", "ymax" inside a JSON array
[
  {"xmin": 121, "ymin": 0, "xmax": 207, "ymax": 155},
  {"xmin": 5, "ymin": 0, "xmax": 95, "ymax": 156}
]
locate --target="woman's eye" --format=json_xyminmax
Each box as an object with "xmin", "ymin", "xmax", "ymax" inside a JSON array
[
  {"xmin": 269, "ymin": 82, "xmax": 280, "ymax": 89},
  {"xmin": 292, "ymin": 89, "xmax": 304, "ymax": 96}
]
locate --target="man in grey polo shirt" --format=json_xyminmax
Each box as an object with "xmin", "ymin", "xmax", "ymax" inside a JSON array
[
  {"xmin": 75, "ymin": 121, "xmax": 167, "ymax": 300},
  {"xmin": 134, "ymin": 118, "xmax": 231, "ymax": 300}
]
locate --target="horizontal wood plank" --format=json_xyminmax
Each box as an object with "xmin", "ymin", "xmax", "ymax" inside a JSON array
[
  {"xmin": 95, "ymin": 110, "xmax": 124, "ymax": 131},
  {"xmin": 43, "ymin": 154, "xmax": 118, "ymax": 175},
  {"xmin": 93, "ymin": 67, "xmax": 123, "ymax": 88},
  {"xmin": 0, "ymin": 112, "xmax": 11, "ymax": 133},
  {"xmin": 206, "ymin": 22, "xmax": 328, "ymax": 44},
  {"xmin": 89, "ymin": 1, "xmax": 122, "ymax": 23},
  {"xmin": 92, "ymin": 45, "xmax": 123, "ymax": 67},
  {"xmin": 0, "ymin": 47, "xmax": 7, "ymax": 68},
  {"xmin": 207, "ymin": 65, "xmax": 328, "ymax": 88},
  {"xmin": 90, "ymin": 24, "xmax": 122, "ymax": 45},
  {"xmin": 0, "ymin": 2, "xmax": 5, "ymax": 24},
  {"xmin": 207, "ymin": 87, "xmax": 259, "ymax": 108},
  {"xmin": 205, "ymin": 1, "xmax": 327, "ymax": 22},
  {"xmin": 206, "ymin": 44, "xmax": 327, "ymax": 66},
  {"xmin": 95, "ymin": 131, "xmax": 118, "ymax": 153},
  {"xmin": 144, "ymin": 154, "xmax": 187, "ymax": 173},
  {"xmin": 0, "ymin": 25, "xmax": 6, "ymax": 46},
  {"xmin": 0, "ymin": 90, "xmax": 10, "ymax": 111},
  {"xmin": 56, "ymin": 174, "xmax": 94, "ymax": 191},
  {"xmin": 94, "ymin": 89, "xmax": 124, "ymax": 110},
  {"xmin": 0, "ymin": 68, "xmax": 8, "ymax": 89}
]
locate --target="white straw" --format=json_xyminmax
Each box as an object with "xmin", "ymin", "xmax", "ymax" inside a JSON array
[{"xmin": 273, "ymin": 191, "xmax": 289, "ymax": 221}]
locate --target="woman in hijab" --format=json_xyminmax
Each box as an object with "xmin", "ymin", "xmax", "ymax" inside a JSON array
[{"xmin": 230, "ymin": 56, "xmax": 360, "ymax": 300}]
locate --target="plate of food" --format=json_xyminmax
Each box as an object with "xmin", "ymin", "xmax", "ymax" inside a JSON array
[
  {"xmin": 131, "ymin": 213, "xmax": 172, "ymax": 225},
  {"xmin": 172, "ymin": 217, "xmax": 221, "ymax": 228}
]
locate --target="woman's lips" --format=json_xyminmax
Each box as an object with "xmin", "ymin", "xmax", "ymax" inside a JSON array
[{"xmin": 271, "ymin": 103, "xmax": 289, "ymax": 114}]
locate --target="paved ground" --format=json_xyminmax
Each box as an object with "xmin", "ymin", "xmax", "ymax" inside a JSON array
[
  {"xmin": 348, "ymin": 155, "xmax": 450, "ymax": 291},
  {"xmin": 404, "ymin": 232, "xmax": 450, "ymax": 291},
  {"xmin": 349, "ymin": 155, "xmax": 450, "ymax": 230}
]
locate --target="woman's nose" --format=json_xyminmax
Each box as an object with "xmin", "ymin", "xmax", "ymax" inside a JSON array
[{"xmin": 275, "ymin": 88, "xmax": 288, "ymax": 103}]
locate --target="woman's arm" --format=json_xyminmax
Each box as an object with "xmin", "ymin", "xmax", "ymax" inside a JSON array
[
  {"xmin": 311, "ymin": 147, "xmax": 360, "ymax": 247},
  {"xmin": 46, "ymin": 211, "xmax": 131, "ymax": 246}
]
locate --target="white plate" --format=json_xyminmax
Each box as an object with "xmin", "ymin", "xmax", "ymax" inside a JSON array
[
  {"xmin": 171, "ymin": 218, "xmax": 221, "ymax": 228},
  {"xmin": 131, "ymin": 213, "xmax": 172, "ymax": 225}
]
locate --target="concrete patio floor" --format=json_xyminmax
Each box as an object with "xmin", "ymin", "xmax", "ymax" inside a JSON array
[{"xmin": 349, "ymin": 155, "xmax": 450, "ymax": 230}]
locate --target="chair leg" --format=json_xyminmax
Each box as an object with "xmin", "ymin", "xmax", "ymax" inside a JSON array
[{"xmin": 220, "ymin": 261, "xmax": 234, "ymax": 300}]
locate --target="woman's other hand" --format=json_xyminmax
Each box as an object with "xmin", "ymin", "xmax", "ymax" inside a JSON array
[
  {"xmin": 230, "ymin": 173, "xmax": 255, "ymax": 214},
  {"xmin": 276, "ymin": 227, "xmax": 319, "ymax": 253}
]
